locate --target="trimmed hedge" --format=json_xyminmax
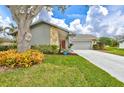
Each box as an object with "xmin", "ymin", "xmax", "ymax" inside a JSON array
[
  {"xmin": 0, "ymin": 44, "xmax": 17, "ymax": 51},
  {"xmin": 31, "ymin": 45, "xmax": 59, "ymax": 54},
  {"xmin": 0, "ymin": 44, "xmax": 59, "ymax": 54},
  {"xmin": 93, "ymin": 42, "xmax": 105, "ymax": 50}
]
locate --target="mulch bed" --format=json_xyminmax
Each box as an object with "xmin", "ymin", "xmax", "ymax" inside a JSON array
[{"xmin": 0, "ymin": 66, "xmax": 12, "ymax": 72}]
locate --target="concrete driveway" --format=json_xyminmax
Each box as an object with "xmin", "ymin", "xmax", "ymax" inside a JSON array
[{"xmin": 74, "ymin": 50, "xmax": 124, "ymax": 83}]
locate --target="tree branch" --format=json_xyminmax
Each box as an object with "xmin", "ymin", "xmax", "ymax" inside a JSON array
[
  {"xmin": 8, "ymin": 5, "xmax": 20, "ymax": 23},
  {"xmin": 30, "ymin": 5, "xmax": 44, "ymax": 19}
]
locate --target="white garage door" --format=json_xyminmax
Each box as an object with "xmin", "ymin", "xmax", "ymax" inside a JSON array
[{"xmin": 71, "ymin": 41, "xmax": 92, "ymax": 50}]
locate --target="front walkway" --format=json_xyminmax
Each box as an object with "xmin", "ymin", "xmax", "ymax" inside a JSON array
[{"xmin": 74, "ymin": 50, "xmax": 124, "ymax": 83}]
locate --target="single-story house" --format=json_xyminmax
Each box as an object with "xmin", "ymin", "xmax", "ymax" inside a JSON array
[
  {"xmin": 31, "ymin": 20, "xmax": 69, "ymax": 50},
  {"xmin": 119, "ymin": 39, "xmax": 124, "ymax": 48},
  {"xmin": 114, "ymin": 35, "xmax": 124, "ymax": 49},
  {"xmin": 0, "ymin": 38, "xmax": 15, "ymax": 46},
  {"xmin": 69, "ymin": 34, "xmax": 97, "ymax": 50},
  {"xmin": 9, "ymin": 20, "xmax": 70, "ymax": 50}
]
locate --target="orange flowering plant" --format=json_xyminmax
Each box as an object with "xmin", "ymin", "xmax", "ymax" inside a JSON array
[{"xmin": 0, "ymin": 49, "xmax": 44, "ymax": 68}]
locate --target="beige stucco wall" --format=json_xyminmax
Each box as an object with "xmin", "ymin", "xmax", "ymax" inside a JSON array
[{"xmin": 31, "ymin": 23, "xmax": 50, "ymax": 45}]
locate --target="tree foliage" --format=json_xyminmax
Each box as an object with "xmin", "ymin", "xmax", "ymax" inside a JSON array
[{"xmin": 99, "ymin": 37, "xmax": 119, "ymax": 47}]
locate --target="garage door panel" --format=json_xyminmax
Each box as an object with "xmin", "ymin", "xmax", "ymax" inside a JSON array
[{"xmin": 71, "ymin": 41, "xmax": 92, "ymax": 50}]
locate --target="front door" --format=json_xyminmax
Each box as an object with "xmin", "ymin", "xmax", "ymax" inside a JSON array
[{"xmin": 61, "ymin": 40, "xmax": 66, "ymax": 49}]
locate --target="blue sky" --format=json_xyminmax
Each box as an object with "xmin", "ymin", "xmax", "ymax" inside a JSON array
[
  {"xmin": 52, "ymin": 5, "xmax": 89, "ymax": 24},
  {"xmin": 0, "ymin": 5, "xmax": 124, "ymax": 37},
  {"xmin": 0, "ymin": 5, "xmax": 12, "ymax": 20},
  {"xmin": 0, "ymin": 5, "xmax": 89, "ymax": 25}
]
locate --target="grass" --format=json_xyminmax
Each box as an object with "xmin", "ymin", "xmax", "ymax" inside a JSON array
[
  {"xmin": 0, "ymin": 54, "xmax": 124, "ymax": 87},
  {"xmin": 105, "ymin": 47, "xmax": 124, "ymax": 56}
]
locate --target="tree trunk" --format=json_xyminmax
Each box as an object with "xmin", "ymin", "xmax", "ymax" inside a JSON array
[
  {"xmin": 7, "ymin": 6, "xmax": 44, "ymax": 53},
  {"xmin": 17, "ymin": 20, "xmax": 32, "ymax": 52}
]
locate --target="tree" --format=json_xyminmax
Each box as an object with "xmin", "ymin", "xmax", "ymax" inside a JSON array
[
  {"xmin": 0, "ymin": 24, "xmax": 10, "ymax": 37},
  {"xmin": 5, "ymin": 23, "xmax": 15, "ymax": 33},
  {"xmin": 99, "ymin": 37, "xmax": 112, "ymax": 46},
  {"xmin": 7, "ymin": 5, "xmax": 44, "ymax": 52},
  {"xmin": 111, "ymin": 39, "xmax": 119, "ymax": 47},
  {"xmin": 7, "ymin": 5, "xmax": 67, "ymax": 53},
  {"xmin": 99, "ymin": 37, "xmax": 119, "ymax": 47}
]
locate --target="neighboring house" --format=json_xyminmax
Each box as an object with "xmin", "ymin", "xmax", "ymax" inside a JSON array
[
  {"xmin": 0, "ymin": 37, "xmax": 14, "ymax": 45},
  {"xmin": 69, "ymin": 34, "xmax": 97, "ymax": 50},
  {"xmin": 9, "ymin": 20, "xmax": 70, "ymax": 50},
  {"xmin": 119, "ymin": 39, "xmax": 124, "ymax": 48},
  {"xmin": 114, "ymin": 35, "xmax": 124, "ymax": 48}
]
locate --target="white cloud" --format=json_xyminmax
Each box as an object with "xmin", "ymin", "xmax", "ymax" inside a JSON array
[
  {"xmin": 0, "ymin": 15, "xmax": 13, "ymax": 39},
  {"xmin": 50, "ymin": 18, "xmax": 69, "ymax": 29},
  {"xmin": 33, "ymin": 7, "xmax": 69, "ymax": 29},
  {"xmin": 83, "ymin": 5, "xmax": 124, "ymax": 37},
  {"xmin": 69, "ymin": 19, "xmax": 81, "ymax": 31},
  {"xmin": 99, "ymin": 6, "xmax": 108, "ymax": 16},
  {"xmin": 83, "ymin": 6, "xmax": 109, "ymax": 36},
  {"xmin": 98, "ymin": 10, "xmax": 124, "ymax": 36},
  {"xmin": 95, "ymin": 32, "xmax": 101, "ymax": 37},
  {"xmin": 0, "ymin": 16, "xmax": 12, "ymax": 28},
  {"xmin": 85, "ymin": 5, "xmax": 108, "ymax": 23},
  {"xmin": 0, "ymin": 16, "xmax": 3, "ymax": 22},
  {"xmin": 5, "ymin": 17, "xmax": 11, "ymax": 24},
  {"xmin": 116, "ymin": 27, "xmax": 124, "ymax": 35},
  {"xmin": 32, "ymin": 5, "xmax": 124, "ymax": 37},
  {"xmin": 106, "ymin": 25, "xmax": 115, "ymax": 34},
  {"xmin": 82, "ymin": 25, "xmax": 93, "ymax": 34},
  {"xmin": 68, "ymin": 19, "xmax": 92, "ymax": 34}
]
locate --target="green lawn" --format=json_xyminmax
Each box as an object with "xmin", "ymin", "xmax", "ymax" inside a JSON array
[
  {"xmin": 105, "ymin": 47, "xmax": 124, "ymax": 56},
  {"xmin": 0, "ymin": 54, "xmax": 123, "ymax": 87}
]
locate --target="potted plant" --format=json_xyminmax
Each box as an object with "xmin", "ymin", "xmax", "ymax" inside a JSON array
[{"xmin": 63, "ymin": 49, "xmax": 68, "ymax": 55}]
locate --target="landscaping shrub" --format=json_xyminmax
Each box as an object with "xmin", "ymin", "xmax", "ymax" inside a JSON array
[
  {"xmin": 93, "ymin": 44, "xmax": 99, "ymax": 50},
  {"xmin": 0, "ymin": 49, "xmax": 44, "ymax": 68},
  {"xmin": 93, "ymin": 42, "xmax": 105, "ymax": 50},
  {"xmin": 98, "ymin": 42, "xmax": 105, "ymax": 50},
  {"xmin": 0, "ymin": 44, "xmax": 17, "ymax": 51},
  {"xmin": 31, "ymin": 45, "xmax": 59, "ymax": 54}
]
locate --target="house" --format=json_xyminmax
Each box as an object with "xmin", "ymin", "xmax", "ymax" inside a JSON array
[
  {"xmin": 119, "ymin": 39, "xmax": 124, "ymax": 48},
  {"xmin": 69, "ymin": 34, "xmax": 97, "ymax": 50},
  {"xmin": 9, "ymin": 20, "xmax": 70, "ymax": 50},
  {"xmin": 30, "ymin": 20, "xmax": 70, "ymax": 50},
  {"xmin": 115, "ymin": 35, "xmax": 124, "ymax": 48},
  {"xmin": 0, "ymin": 37, "xmax": 15, "ymax": 46}
]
